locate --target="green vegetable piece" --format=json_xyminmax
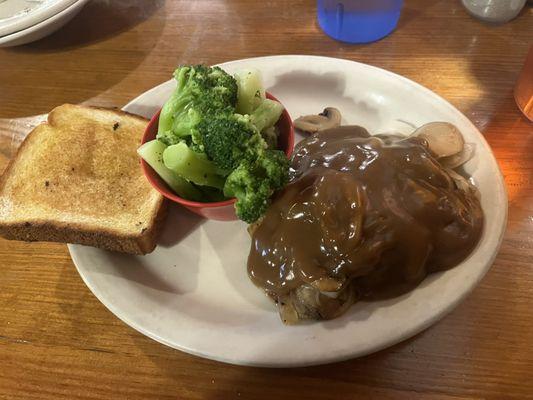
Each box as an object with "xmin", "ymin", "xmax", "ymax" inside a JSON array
[
  {"xmin": 157, "ymin": 65, "xmax": 238, "ymax": 147},
  {"xmin": 250, "ymin": 98, "xmax": 284, "ymax": 132},
  {"xmin": 196, "ymin": 185, "xmax": 227, "ymax": 202},
  {"xmin": 224, "ymin": 150, "xmax": 289, "ymax": 223},
  {"xmin": 200, "ymin": 112, "xmax": 265, "ymax": 172},
  {"xmin": 234, "ymin": 68, "xmax": 265, "ymax": 115},
  {"xmin": 163, "ymin": 142, "xmax": 226, "ymax": 190},
  {"xmin": 137, "ymin": 140, "xmax": 203, "ymax": 201},
  {"xmin": 261, "ymin": 126, "xmax": 278, "ymax": 149}
]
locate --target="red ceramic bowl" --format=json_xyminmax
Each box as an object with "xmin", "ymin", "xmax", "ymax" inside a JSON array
[{"xmin": 140, "ymin": 93, "xmax": 294, "ymax": 221}]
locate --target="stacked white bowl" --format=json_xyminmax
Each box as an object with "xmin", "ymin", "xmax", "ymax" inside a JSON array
[{"xmin": 0, "ymin": 0, "xmax": 90, "ymax": 47}]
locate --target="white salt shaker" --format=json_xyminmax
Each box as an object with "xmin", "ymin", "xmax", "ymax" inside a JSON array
[{"xmin": 461, "ymin": 0, "xmax": 527, "ymax": 23}]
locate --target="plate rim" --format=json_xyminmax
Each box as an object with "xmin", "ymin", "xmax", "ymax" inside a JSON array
[
  {"xmin": 0, "ymin": 0, "xmax": 89, "ymax": 46},
  {"xmin": 0, "ymin": 0, "xmax": 78, "ymax": 37},
  {"xmin": 69, "ymin": 55, "xmax": 508, "ymax": 367}
]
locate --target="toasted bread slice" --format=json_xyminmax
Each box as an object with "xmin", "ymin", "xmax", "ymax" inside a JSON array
[{"xmin": 0, "ymin": 104, "xmax": 166, "ymax": 254}]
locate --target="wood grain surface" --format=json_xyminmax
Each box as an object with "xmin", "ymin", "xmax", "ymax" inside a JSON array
[{"xmin": 1, "ymin": 1, "xmax": 532, "ymax": 399}]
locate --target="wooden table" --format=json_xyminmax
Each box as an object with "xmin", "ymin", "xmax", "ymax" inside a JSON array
[{"xmin": 1, "ymin": 1, "xmax": 532, "ymax": 398}]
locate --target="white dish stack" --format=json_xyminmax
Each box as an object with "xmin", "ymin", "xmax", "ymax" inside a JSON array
[{"xmin": 0, "ymin": 0, "xmax": 90, "ymax": 47}]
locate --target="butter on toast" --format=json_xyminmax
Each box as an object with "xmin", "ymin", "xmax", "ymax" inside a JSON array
[{"xmin": 0, "ymin": 104, "xmax": 166, "ymax": 254}]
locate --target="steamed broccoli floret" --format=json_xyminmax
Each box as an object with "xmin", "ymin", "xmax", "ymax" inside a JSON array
[
  {"xmin": 206, "ymin": 66, "xmax": 239, "ymax": 106},
  {"xmin": 199, "ymin": 112, "xmax": 267, "ymax": 172},
  {"xmin": 157, "ymin": 65, "xmax": 237, "ymax": 147},
  {"xmin": 257, "ymin": 149, "xmax": 290, "ymax": 188},
  {"xmin": 223, "ymin": 150, "xmax": 289, "ymax": 223},
  {"xmin": 225, "ymin": 168, "xmax": 272, "ymax": 223},
  {"xmin": 200, "ymin": 104, "xmax": 283, "ymax": 172}
]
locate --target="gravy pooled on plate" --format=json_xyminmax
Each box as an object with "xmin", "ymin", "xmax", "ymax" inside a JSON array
[{"xmin": 248, "ymin": 126, "xmax": 483, "ymax": 323}]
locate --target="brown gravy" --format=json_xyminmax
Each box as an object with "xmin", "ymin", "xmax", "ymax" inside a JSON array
[{"xmin": 248, "ymin": 126, "xmax": 483, "ymax": 318}]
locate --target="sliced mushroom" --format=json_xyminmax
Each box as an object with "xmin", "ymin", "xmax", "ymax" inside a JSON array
[
  {"xmin": 411, "ymin": 122, "xmax": 464, "ymax": 158},
  {"xmin": 277, "ymin": 294, "xmax": 300, "ymax": 325},
  {"xmin": 439, "ymin": 143, "xmax": 475, "ymax": 169},
  {"xmin": 310, "ymin": 276, "xmax": 344, "ymax": 292},
  {"xmin": 446, "ymin": 168, "xmax": 473, "ymax": 193},
  {"xmin": 294, "ymin": 107, "xmax": 341, "ymax": 133}
]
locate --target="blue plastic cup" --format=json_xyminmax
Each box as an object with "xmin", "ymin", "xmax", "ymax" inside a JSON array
[{"xmin": 317, "ymin": 0, "xmax": 404, "ymax": 44}]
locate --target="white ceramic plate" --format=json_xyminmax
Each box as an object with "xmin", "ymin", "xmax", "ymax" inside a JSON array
[
  {"xmin": 0, "ymin": 0, "xmax": 78, "ymax": 37},
  {"xmin": 68, "ymin": 55, "xmax": 507, "ymax": 367},
  {"xmin": 0, "ymin": 0, "xmax": 88, "ymax": 47}
]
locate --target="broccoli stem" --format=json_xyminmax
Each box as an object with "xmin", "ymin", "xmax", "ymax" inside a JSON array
[
  {"xmin": 250, "ymin": 99, "xmax": 284, "ymax": 132},
  {"xmin": 234, "ymin": 68, "xmax": 265, "ymax": 115},
  {"xmin": 158, "ymin": 91, "xmax": 197, "ymax": 144},
  {"xmin": 163, "ymin": 142, "xmax": 226, "ymax": 190},
  {"xmin": 137, "ymin": 140, "xmax": 204, "ymax": 201},
  {"xmin": 158, "ymin": 90, "xmax": 190, "ymax": 137},
  {"xmin": 261, "ymin": 126, "xmax": 278, "ymax": 149},
  {"xmin": 158, "ymin": 95, "xmax": 175, "ymax": 136}
]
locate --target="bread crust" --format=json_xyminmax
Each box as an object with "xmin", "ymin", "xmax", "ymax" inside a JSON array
[{"xmin": 0, "ymin": 200, "xmax": 167, "ymax": 254}]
